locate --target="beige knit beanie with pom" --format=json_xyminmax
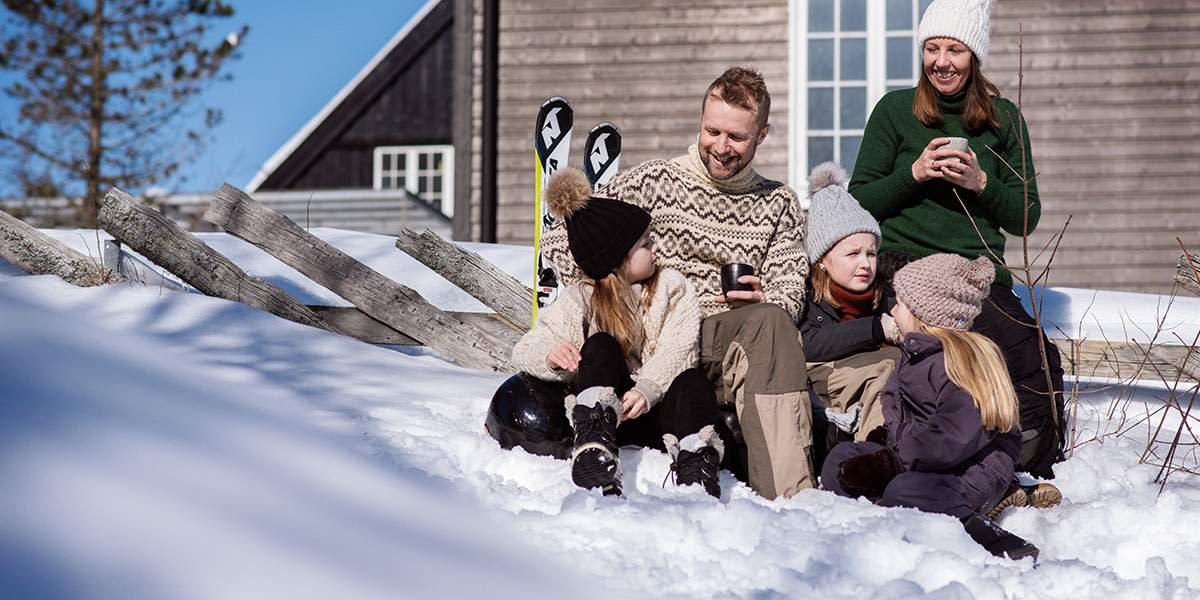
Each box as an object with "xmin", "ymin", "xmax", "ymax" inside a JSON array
[{"xmin": 893, "ymin": 253, "xmax": 994, "ymax": 330}]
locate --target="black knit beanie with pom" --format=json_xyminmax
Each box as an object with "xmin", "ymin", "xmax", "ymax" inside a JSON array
[{"xmin": 545, "ymin": 168, "xmax": 651, "ymax": 280}]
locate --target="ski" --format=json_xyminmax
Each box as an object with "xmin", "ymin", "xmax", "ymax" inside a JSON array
[
  {"xmin": 583, "ymin": 121, "xmax": 622, "ymax": 188},
  {"xmin": 532, "ymin": 96, "xmax": 573, "ymax": 321}
]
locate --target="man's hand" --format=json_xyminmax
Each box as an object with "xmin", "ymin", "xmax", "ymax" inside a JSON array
[
  {"xmin": 716, "ymin": 275, "xmax": 765, "ymax": 308},
  {"xmin": 621, "ymin": 389, "xmax": 648, "ymax": 420},
  {"xmin": 546, "ymin": 341, "xmax": 581, "ymax": 371}
]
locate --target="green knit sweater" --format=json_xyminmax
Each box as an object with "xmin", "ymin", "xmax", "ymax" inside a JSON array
[{"xmin": 848, "ymin": 87, "xmax": 1039, "ymax": 288}]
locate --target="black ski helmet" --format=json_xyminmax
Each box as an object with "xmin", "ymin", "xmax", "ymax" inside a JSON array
[{"xmin": 485, "ymin": 373, "xmax": 572, "ymax": 460}]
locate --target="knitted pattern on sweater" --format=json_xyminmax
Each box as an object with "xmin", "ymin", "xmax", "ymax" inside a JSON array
[
  {"xmin": 542, "ymin": 146, "xmax": 809, "ymax": 320},
  {"xmin": 510, "ymin": 268, "xmax": 701, "ymax": 408}
]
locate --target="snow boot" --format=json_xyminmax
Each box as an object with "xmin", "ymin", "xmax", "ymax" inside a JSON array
[
  {"xmin": 987, "ymin": 480, "xmax": 1062, "ymax": 519},
  {"xmin": 566, "ymin": 387, "xmax": 622, "ymax": 496},
  {"xmin": 1023, "ymin": 481, "xmax": 1062, "ymax": 510},
  {"xmin": 961, "ymin": 513, "xmax": 1039, "ymax": 561},
  {"xmin": 986, "ymin": 481, "xmax": 1029, "ymax": 519},
  {"xmin": 664, "ymin": 425, "xmax": 725, "ymax": 498}
]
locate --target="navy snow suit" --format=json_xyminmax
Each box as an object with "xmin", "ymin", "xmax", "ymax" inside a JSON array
[{"xmin": 822, "ymin": 332, "xmax": 1021, "ymax": 518}]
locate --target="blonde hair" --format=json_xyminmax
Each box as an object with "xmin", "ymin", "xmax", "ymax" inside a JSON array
[
  {"xmin": 913, "ymin": 54, "xmax": 1001, "ymax": 133},
  {"xmin": 810, "ymin": 260, "xmax": 881, "ymax": 310},
  {"xmin": 913, "ymin": 318, "xmax": 1019, "ymax": 432},
  {"xmin": 584, "ymin": 268, "xmax": 659, "ymax": 360}
]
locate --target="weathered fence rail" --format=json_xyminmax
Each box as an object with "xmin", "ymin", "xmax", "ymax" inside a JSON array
[
  {"xmin": 0, "ymin": 208, "xmax": 120, "ymax": 286},
  {"xmin": 99, "ymin": 187, "xmax": 334, "ymax": 332},
  {"xmin": 395, "ymin": 227, "xmax": 533, "ymax": 331},
  {"xmin": 205, "ymin": 183, "xmax": 515, "ymax": 372}
]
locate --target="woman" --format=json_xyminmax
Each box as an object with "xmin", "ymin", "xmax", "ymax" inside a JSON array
[
  {"xmin": 800, "ymin": 162, "xmax": 901, "ymax": 468},
  {"xmin": 848, "ymin": 0, "xmax": 1066, "ymax": 486}
]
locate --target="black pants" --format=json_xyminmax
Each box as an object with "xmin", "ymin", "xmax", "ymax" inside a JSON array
[
  {"xmin": 880, "ymin": 252, "xmax": 1066, "ymax": 479},
  {"xmin": 573, "ymin": 332, "xmax": 719, "ymax": 450}
]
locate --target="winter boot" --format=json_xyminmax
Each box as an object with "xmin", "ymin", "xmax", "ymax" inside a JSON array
[
  {"xmin": 663, "ymin": 425, "xmax": 724, "ymax": 498},
  {"xmin": 1022, "ymin": 481, "xmax": 1062, "ymax": 510},
  {"xmin": 986, "ymin": 481, "xmax": 1029, "ymax": 519},
  {"xmin": 961, "ymin": 513, "xmax": 1039, "ymax": 561},
  {"xmin": 566, "ymin": 387, "xmax": 622, "ymax": 496}
]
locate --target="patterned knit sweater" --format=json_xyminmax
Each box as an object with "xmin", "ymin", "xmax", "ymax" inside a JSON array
[
  {"xmin": 542, "ymin": 145, "xmax": 809, "ymax": 320},
  {"xmin": 510, "ymin": 268, "xmax": 701, "ymax": 408}
]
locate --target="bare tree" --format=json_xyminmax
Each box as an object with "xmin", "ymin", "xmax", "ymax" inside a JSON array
[{"xmin": 0, "ymin": 0, "xmax": 248, "ymax": 226}]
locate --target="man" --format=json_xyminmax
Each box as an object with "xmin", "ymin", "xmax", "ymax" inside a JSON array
[{"xmin": 542, "ymin": 67, "xmax": 813, "ymax": 499}]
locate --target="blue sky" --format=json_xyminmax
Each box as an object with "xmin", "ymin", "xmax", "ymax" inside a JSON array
[
  {"xmin": 188, "ymin": 0, "xmax": 428, "ymax": 192},
  {"xmin": 0, "ymin": 0, "xmax": 427, "ymax": 195}
]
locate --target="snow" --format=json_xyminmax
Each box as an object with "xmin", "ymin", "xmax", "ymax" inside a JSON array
[{"xmin": 3, "ymin": 228, "xmax": 1199, "ymax": 599}]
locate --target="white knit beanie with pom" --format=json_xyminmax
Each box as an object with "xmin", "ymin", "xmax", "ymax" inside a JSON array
[
  {"xmin": 804, "ymin": 162, "xmax": 880, "ymax": 261},
  {"xmin": 918, "ymin": 0, "xmax": 992, "ymax": 63}
]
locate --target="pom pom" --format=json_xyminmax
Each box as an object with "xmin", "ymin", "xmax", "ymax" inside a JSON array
[
  {"xmin": 807, "ymin": 161, "xmax": 849, "ymax": 198},
  {"xmin": 545, "ymin": 168, "xmax": 592, "ymax": 220}
]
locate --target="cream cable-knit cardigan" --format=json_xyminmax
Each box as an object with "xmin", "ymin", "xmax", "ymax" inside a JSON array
[{"xmin": 510, "ymin": 268, "xmax": 702, "ymax": 408}]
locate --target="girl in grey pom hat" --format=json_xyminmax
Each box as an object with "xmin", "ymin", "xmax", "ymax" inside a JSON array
[
  {"xmin": 800, "ymin": 162, "xmax": 902, "ymax": 462},
  {"xmin": 821, "ymin": 253, "xmax": 1042, "ymax": 561}
]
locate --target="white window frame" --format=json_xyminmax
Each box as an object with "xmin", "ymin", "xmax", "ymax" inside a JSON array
[
  {"xmin": 789, "ymin": 0, "xmax": 925, "ymax": 204},
  {"xmin": 372, "ymin": 144, "xmax": 455, "ymax": 218}
]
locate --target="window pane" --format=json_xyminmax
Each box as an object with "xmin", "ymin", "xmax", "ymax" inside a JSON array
[
  {"xmin": 433, "ymin": 177, "xmax": 442, "ymax": 193},
  {"xmin": 888, "ymin": 84, "xmax": 909, "ymax": 92},
  {"xmin": 840, "ymin": 136, "xmax": 862, "ymax": 171},
  {"xmin": 381, "ymin": 177, "xmax": 392, "ymax": 190},
  {"xmin": 381, "ymin": 154, "xmax": 391, "ymax": 170},
  {"xmin": 887, "ymin": 36, "xmax": 914, "ymax": 80},
  {"xmin": 808, "ymin": 88, "xmax": 835, "ymax": 130},
  {"xmin": 418, "ymin": 153, "xmax": 428, "ymax": 169},
  {"xmin": 840, "ymin": 38, "xmax": 866, "ymax": 80},
  {"xmin": 397, "ymin": 154, "xmax": 406, "ymax": 169},
  {"xmin": 418, "ymin": 178, "xmax": 429, "ymax": 194},
  {"xmin": 919, "ymin": 0, "xmax": 935, "ymax": 19},
  {"xmin": 434, "ymin": 153, "xmax": 443, "ymax": 171},
  {"xmin": 808, "ymin": 39, "xmax": 834, "ymax": 81},
  {"xmin": 840, "ymin": 86, "xmax": 867, "ymax": 129},
  {"xmin": 809, "ymin": 0, "xmax": 834, "ymax": 32},
  {"xmin": 398, "ymin": 176, "xmax": 406, "ymax": 189},
  {"xmin": 841, "ymin": 0, "xmax": 866, "ymax": 32},
  {"xmin": 808, "ymin": 136, "xmax": 835, "ymax": 171},
  {"xmin": 886, "ymin": 0, "xmax": 912, "ymax": 29}
]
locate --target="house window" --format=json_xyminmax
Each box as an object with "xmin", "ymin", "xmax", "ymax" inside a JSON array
[
  {"xmin": 790, "ymin": 0, "xmax": 933, "ymax": 197},
  {"xmin": 373, "ymin": 145, "xmax": 455, "ymax": 218}
]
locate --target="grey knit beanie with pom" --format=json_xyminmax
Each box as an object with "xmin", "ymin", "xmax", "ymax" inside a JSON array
[
  {"xmin": 893, "ymin": 253, "xmax": 995, "ymax": 331},
  {"xmin": 804, "ymin": 161, "xmax": 880, "ymax": 261}
]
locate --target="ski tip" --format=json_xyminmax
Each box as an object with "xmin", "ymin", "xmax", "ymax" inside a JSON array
[{"xmin": 589, "ymin": 121, "xmax": 620, "ymax": 134}]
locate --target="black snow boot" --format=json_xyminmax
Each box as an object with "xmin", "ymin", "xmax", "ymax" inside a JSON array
[
  {"xmin": 664, "ymin": 425, "xmax": 725, "ymax": 498},
  {"xmin": 567, "ymin": 387, "xmax": 622, "ymax": 496},
  {"xmin": 961, "ymin": 513, "xmax": 1040, "ymax": 561}
]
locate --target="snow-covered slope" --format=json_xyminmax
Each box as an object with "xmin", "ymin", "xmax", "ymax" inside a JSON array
[{"xmin": 2, "ymin": 228, "xmax": 1198, "ymax": 599}]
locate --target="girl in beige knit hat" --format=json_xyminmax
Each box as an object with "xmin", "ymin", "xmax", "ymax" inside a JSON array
[{"xmin": 822, "ymin": 253, "xmax": 1042, "ymax": 561}]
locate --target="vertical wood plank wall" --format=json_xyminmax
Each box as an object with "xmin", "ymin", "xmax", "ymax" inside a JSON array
[
  {"xmin": 990, "ymin": 0, "xmax": 1200, "ymax": 293},
  {"xmin": 469, "ymin": 0, "xmax": 791, "ymax": 244},
  {"xmin": 466, "ymin": 0, "xmax": 1199, "ymax": 293}
]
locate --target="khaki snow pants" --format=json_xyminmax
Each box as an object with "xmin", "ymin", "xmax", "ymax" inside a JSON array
[
  {"xmin": 701, "ymin": 303, "xmax": 813, "ymax": 499},
  {"xmin": 807, "ymin": 346, "xmax": 901, "ymax": 443}
]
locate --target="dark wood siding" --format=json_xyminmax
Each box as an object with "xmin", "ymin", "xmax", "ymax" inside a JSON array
[
  {"xmin": 990, "ymin": 0, "xmax": 1200, "ymax": 293},
  {"xmin": 469, "ymin": 0, "xmax": 791, "ymax": 244},
  {"xmin": 259, "ymin": 0, "xmax": 455, "ymax": 191}
]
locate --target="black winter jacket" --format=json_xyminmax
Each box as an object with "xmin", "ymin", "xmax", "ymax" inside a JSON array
[{"xmin": 799, "ymin": 287, "xmax": 889, "ymax": 363}]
